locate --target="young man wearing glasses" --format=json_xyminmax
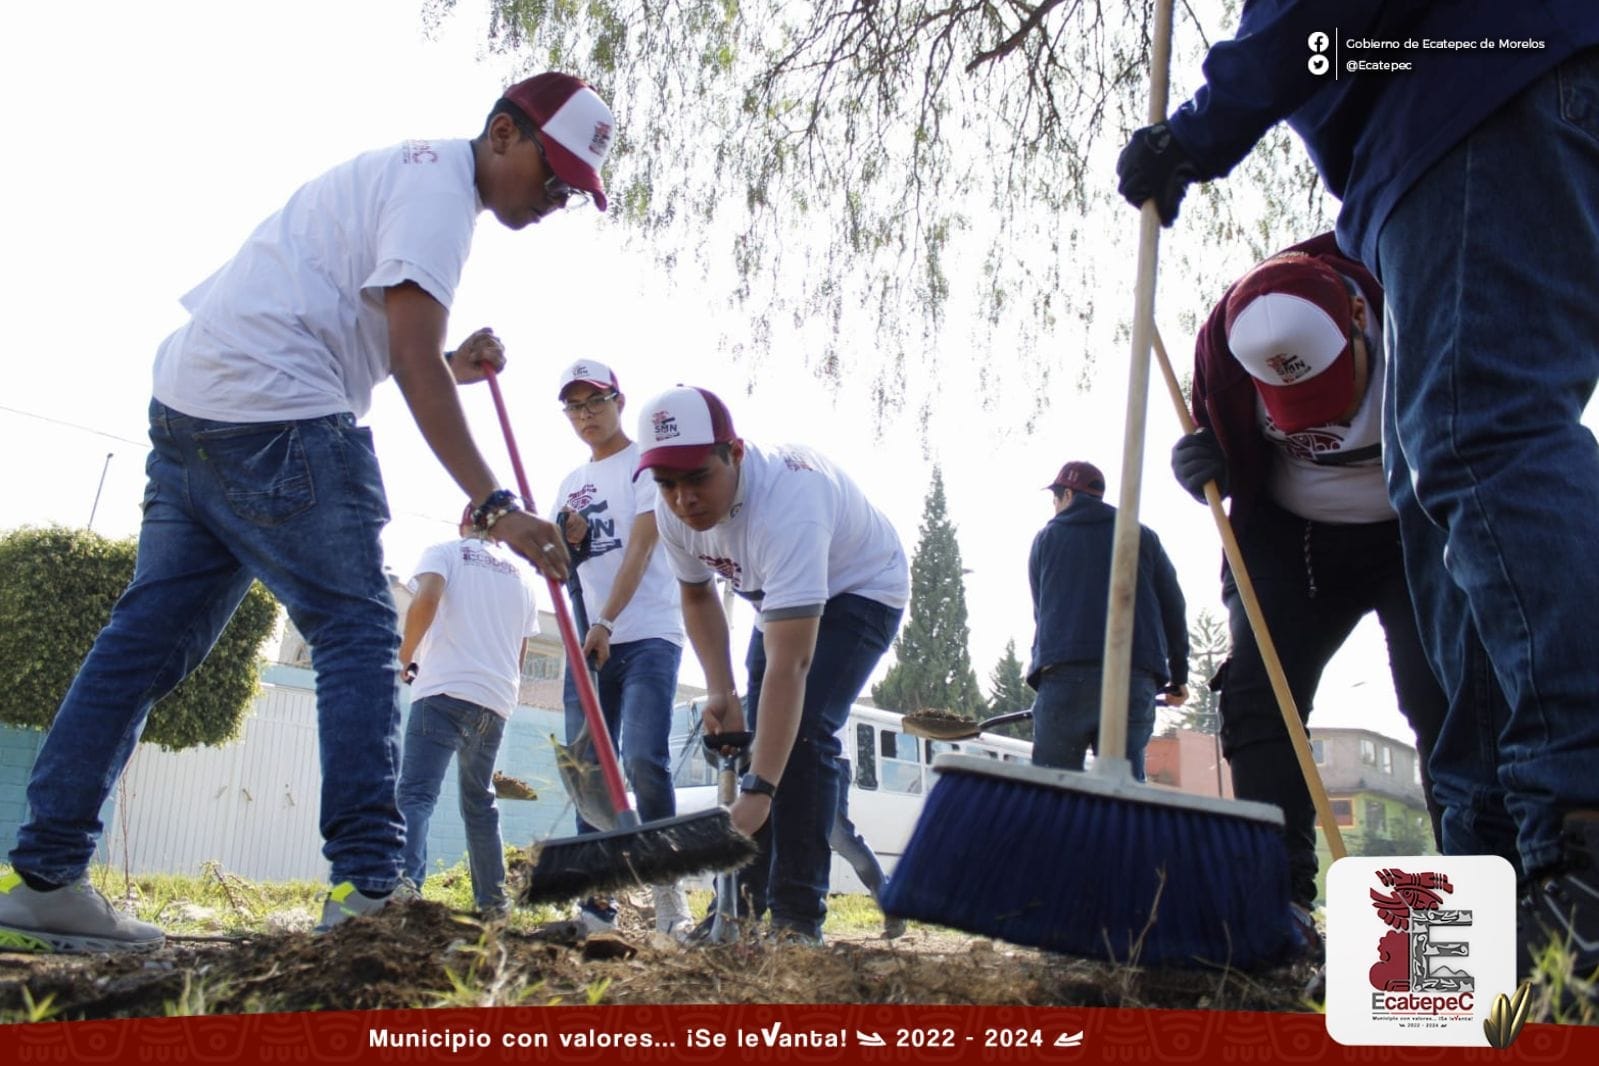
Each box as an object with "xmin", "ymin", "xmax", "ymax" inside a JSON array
[
  {"xmin": 0, "ymin": 74, "xmax": 612, "ymax": 953},
  {"xmin": 552, "ymin": 360, "xmax": 693, "ymax": 939}
]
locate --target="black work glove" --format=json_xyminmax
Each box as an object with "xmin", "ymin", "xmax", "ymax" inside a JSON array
[
  {"xmin": 1171, "ymin": 428, "xmax": 1229, "ymax": 502},
  {"xmin": 1117, "ymin": 122, "xmax": 1201, "ymax": 226}
]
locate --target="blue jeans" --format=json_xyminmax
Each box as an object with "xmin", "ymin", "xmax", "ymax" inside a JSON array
[
  {"xmin": 1031, "ymin": 664, "xmax": 1157, "ymax": 780},
  {"xmin": 736, "ymin": 594, "xmax": 902, "ymax": 937},
  {"xmin": 397, "ymin": 694, "xmax": 507, "ymax": 911},
  {"xmin": 1378, "ymin": 47, "xmax": 1599, "ymax": 878},
  {"xmin": 11, "ymin": 400, "xmax": 404, "ymax": 893},
  {"xmin": 829, "ymin": 757, "xmax": 886, "ymax": 901},
  {"xmin": 563, "ymin": 637, "xmax": 683, "ymax": 831}
]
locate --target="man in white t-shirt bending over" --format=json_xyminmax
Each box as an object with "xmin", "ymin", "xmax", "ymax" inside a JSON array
[
  {"xmin": 396, "ymin": 508, "xmax": 542, "ymax": 919},
  {"xmin": 551, "ymin": 359, "xmax": 691, "ymax": 938},
  {"xmin": 0, "ymin": 73, "xmax": 611, "ymax": 953},
  {"xmin": 635, "ymin": 386, "xmax": 909, "ymax": 943}
]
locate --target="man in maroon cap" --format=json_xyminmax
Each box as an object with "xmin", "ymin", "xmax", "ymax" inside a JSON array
[
  {"xmin": 1170, "ymin": 234, "xmax": 1447, "ymax": 928},
  {"xmin": 633, "ymin": 385, "xmax": 909, "ymax": 944},
  {"xmin": 0, "ymin": 73, "xmax": 613, "ymax": 952},
  {"xmin": 1026, "ymin": 461, "xmax": 1189, "ymax": 780}
]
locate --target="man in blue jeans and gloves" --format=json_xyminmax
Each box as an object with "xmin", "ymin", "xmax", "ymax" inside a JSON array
[
  {"xmin": 0, "ymin": 72, "xmax": 612, "ymax": 952},
  {"xmin": 636, "ymin": 385, "xmax": 908, "ymax": 943},
  {"xmin": 396, "ymin": 505, "xmax": 543, "ymax": 919},
  {"xmin": 1026, "ymin": 461, "xmax": 1189, "ymax": 780},
  {"xmin": 1116, "ymin": 2, "xmax": 1599, "ymax": 979}
]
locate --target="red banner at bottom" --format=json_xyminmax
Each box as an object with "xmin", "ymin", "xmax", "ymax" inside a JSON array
[{"xmin": 0, "ymin": 1004, "xmax": 1589, "ymax": 1062}]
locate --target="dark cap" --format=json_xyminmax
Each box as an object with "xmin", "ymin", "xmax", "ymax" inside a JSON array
[{"xmin": 1045, "ymin": 461, "xmax": 1106, "ymax": 497}]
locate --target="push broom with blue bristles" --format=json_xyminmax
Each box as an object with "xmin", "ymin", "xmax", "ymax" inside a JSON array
[{"xmin": 881, "ymin": 0, "xmax": 1297, "ymax": 969}]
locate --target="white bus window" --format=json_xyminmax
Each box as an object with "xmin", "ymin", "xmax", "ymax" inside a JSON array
[
  {"xmin": 879, "ymin": 730, "xmax": 923, "ymax": 794},
  {"xmin": 926, "ymin": 740, "xmax": 960, "ymax": 761}
]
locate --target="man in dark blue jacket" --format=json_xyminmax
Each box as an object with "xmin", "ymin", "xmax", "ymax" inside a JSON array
[
  {"xmin": 1027, "ymin": 461, "xmax": 1189, "ymax": 780},
  {"xmin": 1117, "ymin": 2, "xmax": 1599, "ymax": 978}
]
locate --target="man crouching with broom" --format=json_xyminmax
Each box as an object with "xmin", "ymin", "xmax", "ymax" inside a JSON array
[{"xmin": 634, "ymin": 386, "xmax": 909, "ymax": 944}]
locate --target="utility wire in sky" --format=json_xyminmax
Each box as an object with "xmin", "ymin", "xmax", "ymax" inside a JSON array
[{"xmin": 0, "ymin": 403, "xmax": 146, "ymax": 448}]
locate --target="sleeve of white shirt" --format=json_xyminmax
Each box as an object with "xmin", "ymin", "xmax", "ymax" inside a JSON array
[
  {"xmin": 408, "ymin": 542, "xmax": 454, "ymax": 593},
  {"xmin": 633, "ymin": 474, "xmax": 660, "ymax": 517},
  {"xmin": 362, "ymin": 153, "xmax": 475, "ymax": 309},
  {"xmin": 753, "ymin": 518, "xmax": 832, "ymax": 619}
]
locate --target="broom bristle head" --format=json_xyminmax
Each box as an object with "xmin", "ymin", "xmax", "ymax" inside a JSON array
[
  {"xmin": 519, "ymin": 809, "xmax": 757, "ymax": 906},
  {"xmin": 882, "ymin": 760, "xmax": 1299, "ymax": 970}
]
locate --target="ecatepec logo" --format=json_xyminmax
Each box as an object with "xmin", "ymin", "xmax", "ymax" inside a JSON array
[
  {"xmin": 1326, "ymin": 855, "xmax": 1515, "ymax": 1047},
  {"xmin": 651, "ymin": 410, "xmax": 680, "ymax": 442}
]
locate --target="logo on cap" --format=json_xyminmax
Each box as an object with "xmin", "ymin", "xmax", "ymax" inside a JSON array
[
  {"xmin": 652, "ymin": 411, "xmax": 681, "ymax": 441},
  {"xmin": 1265, "ymin": 351, "xmax": 1314, "ymax": 383},
  {"xmin": 590, "ymin": 122, "xmax": 612, "ymax": 157}
]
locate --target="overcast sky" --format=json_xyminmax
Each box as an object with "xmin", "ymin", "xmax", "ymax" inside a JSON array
[{"xmin": 1, "ymin": 0, "xmax": 1536, "ymax": 749}]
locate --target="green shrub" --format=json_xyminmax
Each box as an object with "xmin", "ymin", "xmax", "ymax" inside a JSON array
[{"xmin": 0, "ymin": 526, "xmax": 278, "ymax": 750}]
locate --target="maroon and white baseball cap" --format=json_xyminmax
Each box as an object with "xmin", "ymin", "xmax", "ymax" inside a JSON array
[
  {"xmin": 502, "ymin": 73, "xmax": 615, "ymax": 212},
  {"xmin": 1045, "ymin": 461, "xmax": 1106, "ymax": 497},
  {"xmin": 634, "ymin": 386, "xmax": 738, "ymax": 478},
  {"xmin": 556, "ymin": 359, "xmax": 620, "ymax": 399},
  {"xmin": 1224, "ymin": 255, "xmax": 1357, "ymax": 433}
]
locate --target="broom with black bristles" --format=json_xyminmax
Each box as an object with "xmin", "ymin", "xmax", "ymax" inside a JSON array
[
  {"xmin": 880, "ymin": 0, "xmax": 1298, "ymax": 969},
  {"xmin": 478, "ymin": 368, "xmax": 756, "ymax": 905}
]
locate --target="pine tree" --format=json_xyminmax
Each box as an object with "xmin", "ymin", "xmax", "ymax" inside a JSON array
[
  {"xmin": 988, "ymin": 639, "xmax": 1030, "ymax": 715},
  {"xmin": 872, "ymin": 468, "xmax": 985, "ymax": 717},
  {"xmin": 1163, "ymin": 607, "xmax": 1229, "ymax": 735}
]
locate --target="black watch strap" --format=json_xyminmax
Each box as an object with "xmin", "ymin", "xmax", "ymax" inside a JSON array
[{"xmin": 738, "ymin": 772, "xmax": 777, "ymax": 798}]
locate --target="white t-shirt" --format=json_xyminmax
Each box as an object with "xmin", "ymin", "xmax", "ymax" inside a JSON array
[
  {"xmin": 409, "ymin": 537, "xmax": 542, "ymax": 719},
  {"xmin": 153, "ymin": 139, "xmax": 480, "ymax": 422},
  {"xmin": 654, "ymin": 443, "xmax": 909, "ymax": 628},
  {"xmin": 555, "ymin": 443, "xmax": 684, "ymax": 646},
  {"xmin": 1261, "ymin": 303, "xmax": 1394, "ymax": 524}
]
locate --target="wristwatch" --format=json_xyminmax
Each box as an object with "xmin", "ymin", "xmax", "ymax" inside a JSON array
[
  {"xmin": 738, "ymin": 772, "xmax": 778, "ymax": 799},
  {"xmin": 593, "ymin": 617, "xmax": 616, "ymax": 634}
]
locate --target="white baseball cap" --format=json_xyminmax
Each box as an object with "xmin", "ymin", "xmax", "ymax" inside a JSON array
[
  {"xmin": 502, "ymin": 73, "xmax": 615, "ymax": 211},
  {"xmin": 1224, "ymin": 255, "xmax": 1357, "ymax": 432},
  {"xmin": 633, "ymin": 386, "xmax": 738, "ymax": 479},
  {"xmin": 556, "ymin": 359, "xmax": 620, "ymax": 400}
]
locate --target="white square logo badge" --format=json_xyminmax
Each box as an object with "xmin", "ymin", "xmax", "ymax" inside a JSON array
[{"xmin": 1326, "ymin": 855, "xmax": 1517, "ymax": 1046}]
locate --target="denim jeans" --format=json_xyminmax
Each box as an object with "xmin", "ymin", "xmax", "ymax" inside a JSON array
[
  {"xmin": 563, "ymin": 637, "xmax": 683, "ymax": 831},
  {"xmin": 11, "ymin": 400, "xmax": 404, "ymax": 893},
  {"xmin": 1031, "ymin": 664, "xmax": 1158, "ymax": 780},
  {"xmin": 1217, "ymin": 500, "xmax": 1446, "ymax": 905},
  {"xmin": 1378, "ymin": 47, "xmax": 1599, "ymax": 878},
  {"xmin": 397, "ymin": 694, "xmax": 507, "ymax": 911},
  {"xmin": 829, "ymin": 756, "xmax": 886, "ymax": 901},
  {"xmin": 735, "ymin": 594, "xmax": 902, "ymax": 937}
]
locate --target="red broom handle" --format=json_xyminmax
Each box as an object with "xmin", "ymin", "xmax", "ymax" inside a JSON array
[{"xmin": 481, "ymin": 368, "xmax": 633, "ymax": 817}]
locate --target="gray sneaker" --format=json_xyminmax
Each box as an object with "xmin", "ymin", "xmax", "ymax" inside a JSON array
[
  {"xmin": 315, "ymin": 880, "xmax": 412, "ymax": 933},
  {"xmin": 0, "ymin": 872, "xmax": 165, "ymax": 954}
]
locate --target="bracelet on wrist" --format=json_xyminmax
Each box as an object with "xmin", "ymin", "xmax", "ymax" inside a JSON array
[
  {"xmin": 593, "ymin": 617, "xmax": 615, "ymax": 634},
  {"xmin": 471, "ymin": 489, "xmax": 520, "ymax": 532}
]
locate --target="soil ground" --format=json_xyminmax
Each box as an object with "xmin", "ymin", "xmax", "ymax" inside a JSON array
[{"xmin": 0, "ymin": 893, "xmax": 1319, "ymax": 1019}]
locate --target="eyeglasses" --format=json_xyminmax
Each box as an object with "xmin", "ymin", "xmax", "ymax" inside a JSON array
[
  {"xmin": 563, "ymin": 391, "xmax": 617, "ymax": 416},
  {"xmin": 531, "ymin": 129, "xmax": 591, "ymax": 209}
]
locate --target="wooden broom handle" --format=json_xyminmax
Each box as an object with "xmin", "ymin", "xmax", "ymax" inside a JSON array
[
  {"xmin": 1150, "ymin": 326, "xmax": 1348, "ymax": 859},
  {"xmin": 1099, "ymin": 0, "xmax": 1175, "ymax": 766}
]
